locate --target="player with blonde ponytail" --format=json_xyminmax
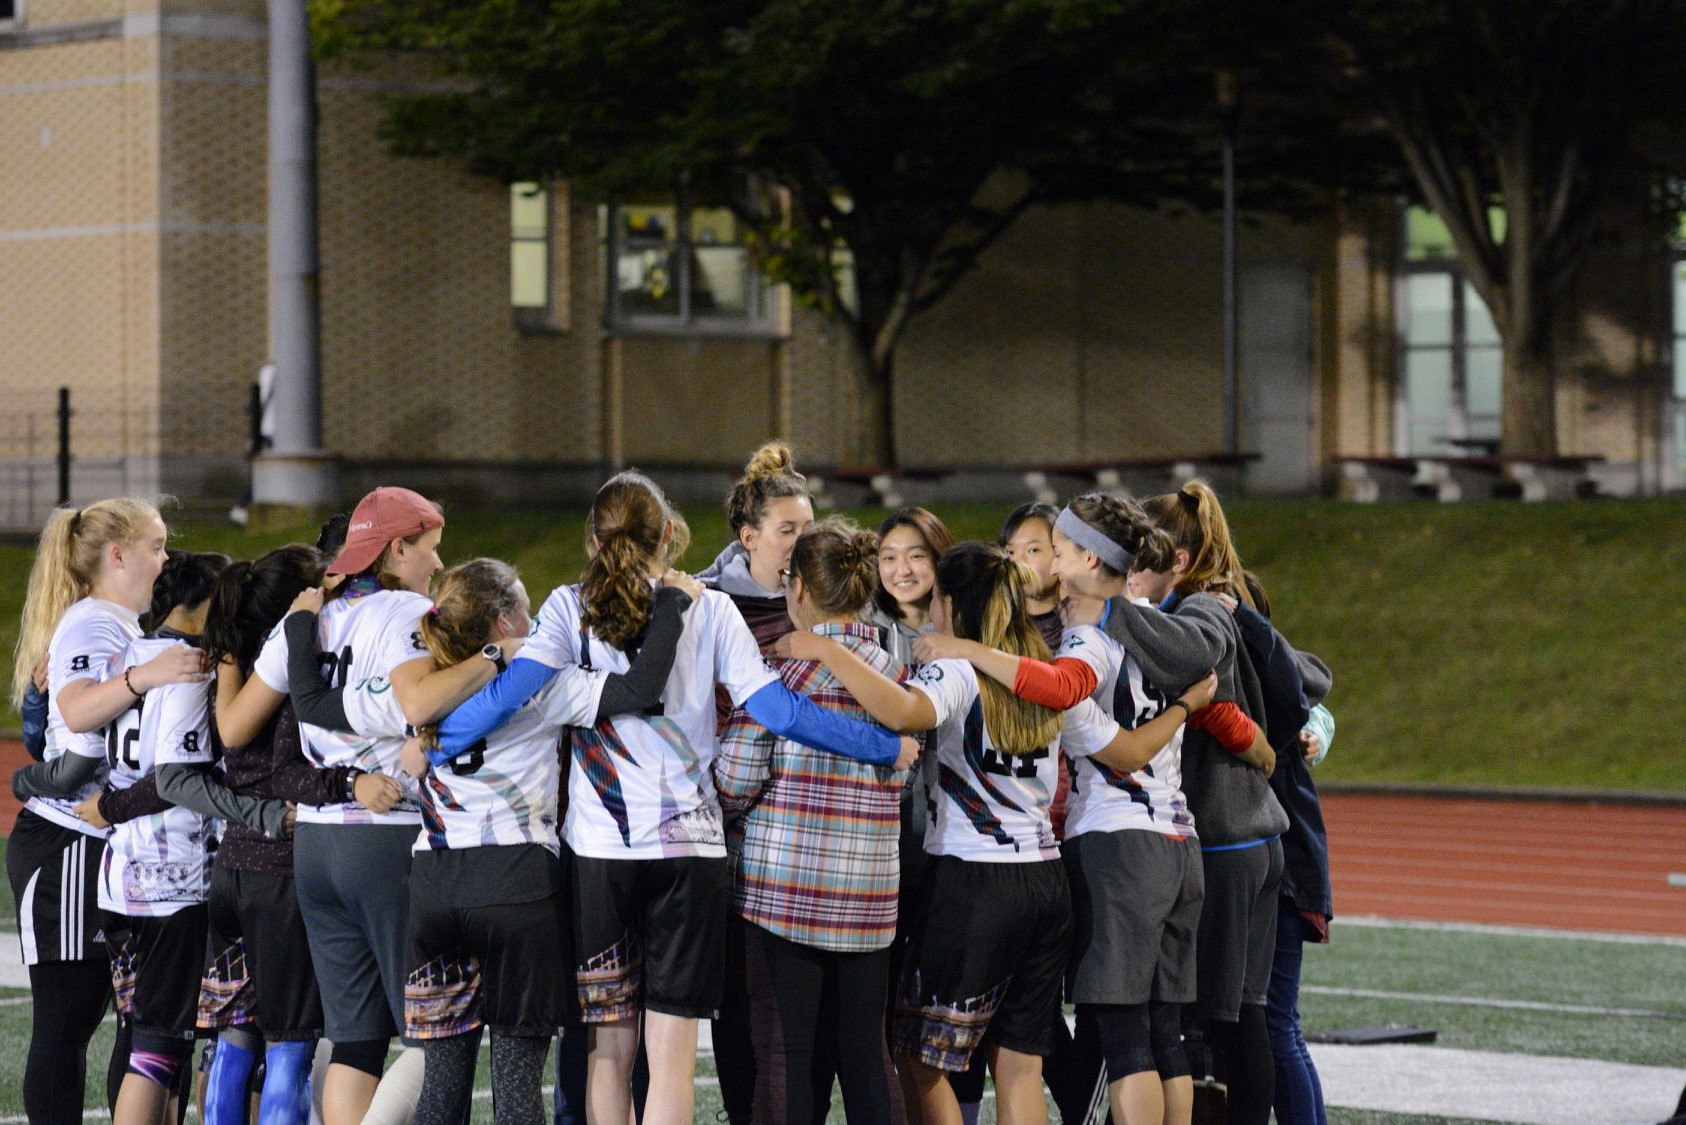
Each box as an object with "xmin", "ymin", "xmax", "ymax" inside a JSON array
[{"xmin": 7, "ymin": 499, "xmax": 207, "ymax": 1125}]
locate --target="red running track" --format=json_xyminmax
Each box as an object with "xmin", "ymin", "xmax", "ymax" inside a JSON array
[
  {"xmin": 1, "ymin": 738, "xmax": 1681, "ymax": 938},
  {"xmin": 1322, "ymin": 791, "xmax": 1686, "ymax": 938}
]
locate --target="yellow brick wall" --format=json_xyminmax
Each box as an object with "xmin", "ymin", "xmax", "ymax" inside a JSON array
[
  {"xmin": 16, "ymin": 0, "xmax": 129, "ymax": 26},
  {"xmin": 0, "ymin": 33, "xmax": 159, "ymax": 462},
  {"xmin": 156, "ymin": 31, "xmax": 264, "ymax": 472}
]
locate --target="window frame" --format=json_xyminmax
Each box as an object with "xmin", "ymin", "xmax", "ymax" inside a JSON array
[
  {"xmin": 602, "ymin": 188, "xmax": 779, "ymax": 339},
  {"xmin": 509, "ymin": 180, "xmax": 570, "ymax": 334},
  {"xmin": 0, "ymin": 0, "xmax": 24, "ymax": 29},
  {"xmin": 1395, "ymin": 207, "xmax": 1504, "ymax": 457},
  {"xmin": 1665, "ymin": 253, "xmax": 1686, "ymax": 490}
]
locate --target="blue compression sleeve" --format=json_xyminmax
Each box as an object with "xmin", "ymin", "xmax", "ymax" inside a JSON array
[
  {"xmin": 433, "ymin": 656, "xmax": 556, "ymax": 760},
  {"xmin": 203, "ymin": 1032, "xmax": 258, "ymax": 1125},
  {"xmin": 21, "ymin": 682, "xmax": 47, "ymax": 761},
  {"xmin": 258, "ymin": 1040, "xmax": 314, "ymax": 1125},
  {"xmin": 742, "ymin": 681, "xmax": 901, "ymax": 767}
]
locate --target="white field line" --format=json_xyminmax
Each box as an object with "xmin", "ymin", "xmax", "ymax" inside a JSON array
[
  {"xmin": 1301, "ymin": 984, "xmax": 1686, "ymax": 1021},
  {"xmin": 1333, "ymin": 913, "xmax": 1686, "ymax": 946}
]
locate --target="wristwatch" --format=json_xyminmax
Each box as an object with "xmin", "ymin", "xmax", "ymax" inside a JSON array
[{"xmin": 481, "ymin": 643, "xmax": 508, "ymax": 673}]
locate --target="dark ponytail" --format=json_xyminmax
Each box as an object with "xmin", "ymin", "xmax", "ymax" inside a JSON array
[
  {"xmin": 143, "ymin": 550, "xmax": 232, "ymax": 633},
  {"xmin": 203, "ymin": 544, "xmax": 326, "ymax": 675}
]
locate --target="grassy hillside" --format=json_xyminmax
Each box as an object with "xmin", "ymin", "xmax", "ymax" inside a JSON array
[{"xmin": 2, "ymin": 496, "xmax": 1682, "ymax": 792}]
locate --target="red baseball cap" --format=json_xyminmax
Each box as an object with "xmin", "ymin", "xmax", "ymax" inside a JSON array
[{"xmin": 326, "ymin": 487, "xmax": 444, "ymax": 577}]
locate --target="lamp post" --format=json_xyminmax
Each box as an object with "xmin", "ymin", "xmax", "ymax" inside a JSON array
[
  {"xmin": 254, "ymin": 0, "xmax": 339, "ymax": 515},
  {"xmin": 1217, "ymin": 67, "xmax": 1240, "ymax": 457}
]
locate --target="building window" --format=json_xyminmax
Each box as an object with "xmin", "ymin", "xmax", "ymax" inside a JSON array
[
  {"xmin": 1398, "ymin": 206, "xmax": 1503, "ymax": 456},
  {"xmin": 0, "ymin": 0, "xmax": 21, "ymax": 26},
  {"xmin": 1669, "ymin": 257, "xmax": 1686, "ymax": 487},
  {"xmin": 603, "ymin": 193, "xmax": 773, "ymax": 334},
  {"xmin": 510, "ymin": 182, "xmax": 568, "ymax": 331}
]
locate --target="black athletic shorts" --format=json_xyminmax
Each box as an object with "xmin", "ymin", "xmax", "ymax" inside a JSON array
[
  {"xmin": 570, "ymin": 851, "xmax": 731, "ymax": 1023},
  {"xmin": 1065, "ymin": 830, "xmax": 1203, "ymax": 1006},
  {"xmin": 1196, "ymin": 837, "xmax": 1284, "ymax": 1022},
  {"xmin": 200, "ymin": 865, "xmax": 324, "ymax": 1039},
  {"xmin": 893, "ymin": 855, "xmax": 1071, "ymax": 1072},
  {"xmin": 103, "ymin": 905, "xmax": 208, "ymax": 1038},
  {"xmin": 292, "ymin": 822, "xmax": 415, "ymax": 1043},
  {"xmin": 405, "ymin": 846, "xmax": 569, "ymax": 1039},
  {"xmin": 6, "ymin": 809, "xmax": 106, "ymax": 965}
]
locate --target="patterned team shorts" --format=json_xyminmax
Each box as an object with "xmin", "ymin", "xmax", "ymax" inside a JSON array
[{"xmin": 892, "ymin": 856, "xmax": 1071, "ymax": 1072}]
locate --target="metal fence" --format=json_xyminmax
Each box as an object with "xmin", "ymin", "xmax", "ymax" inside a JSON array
[{"xmin": 0, "ymin": 390, "xmax": 166, "ymax": 532}]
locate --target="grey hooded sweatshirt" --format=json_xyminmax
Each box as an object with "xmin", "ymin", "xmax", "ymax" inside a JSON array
[{"xmin": 1102, "ymin": 591, "xmax": 1290, "ymax": 847}]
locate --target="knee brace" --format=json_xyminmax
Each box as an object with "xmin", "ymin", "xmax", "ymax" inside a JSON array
[
  {"xmin": 329, "ymin": 1037, "xmax": 390, "ymax": 1079},
  {"xmin": 128, "ymin": 1031, "xmax": 193, "ymax": 1090},
  {"xmin": 257, "ymin": 1040, "xmax": 316, "ymax": 1125},
  {"xmin": 205, "ymin": 1029, "xmax": 260, "ymax": 1125},
  {"xmin": 1149, "ymin": 1001, "xmax": 1190, "ymax": 1080},
  {"xmin": 1087, "ymin": 1002, "xmax": 1156, "ymax": 1083}
]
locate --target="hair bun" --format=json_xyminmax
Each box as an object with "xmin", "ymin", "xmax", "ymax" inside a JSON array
[{"xmin": 744, "ymin": 441, "xmax": 795, "ymax": 481}]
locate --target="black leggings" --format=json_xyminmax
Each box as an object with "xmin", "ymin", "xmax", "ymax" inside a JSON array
[
  {"xmin": 1209, "ymin": 1003, "xmax": 1274, "ymax": 1125},
  {"xmin": 25, "ymin": 959, "xmax": 114, "ymax": 1125},
  {"xmin": 743, "ymin": 922, "xmax": 905, "ymax": 1125}
]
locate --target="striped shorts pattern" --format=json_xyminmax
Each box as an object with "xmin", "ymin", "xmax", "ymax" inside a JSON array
[{"xmin": 6, "ymin": 812, "xmax": 105, "ymax": 966}]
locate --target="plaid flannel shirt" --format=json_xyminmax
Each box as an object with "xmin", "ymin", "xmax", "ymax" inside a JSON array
[{"xmin": 715, "ymin": 622, "xmax": 907, "ymax": 952}]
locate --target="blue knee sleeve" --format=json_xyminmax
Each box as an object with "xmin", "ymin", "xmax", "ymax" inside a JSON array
[
  {"xmin": 205, "ymin": 1031, "xmax": 260, "ymax": 1125},
  {"xmin": 258, "ymin": 1040, "xmax": 315, "ymax": 1125}
]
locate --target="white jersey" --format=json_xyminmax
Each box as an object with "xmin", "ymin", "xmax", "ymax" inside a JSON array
[
  {"xmin": 31, "ymin": 598, "xmax": 143, "ymax": 836},
  {"xmin": 253, "ymin": 588, "xmax": 431, "ymax": 826},
  {"xmin": 521, "ymin": 583, "xmax": 776, "ymax": 860},
  {"xmin": 1057, "ymin": 622, "xmax": 1195, "ymax": 839},
  {"xmin": 909, "ymin": 658, "xmax": 1118, "ymax": 863},
  {"xmin": 416, "ymin": 666, "xmax": 608, "ymax": 855},
  {"xmin": 97, "ymin": 639, "xmax": 215, "ymax": 916}
]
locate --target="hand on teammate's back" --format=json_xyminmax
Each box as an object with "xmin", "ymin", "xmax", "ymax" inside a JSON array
[
  {"xmin": 1182, "ymin": 669, "xmax": 1219, "ymax": 713},
  {"xmin": 399, "ymin": 737, "xmax": 430, "ymax": 780},
  {"xmin": 355, "ymin": 770, "xmax": 404, "ymax": 811},
  {"xmin": 288, "ymin": 586, "xmax": 325, "ymax": 618},
  {"xmin": 659, "ymin": 568, "xmax": 704, "ymax": 600},
  {"xmin": 73, "ymin": 794, "xmax": 109, "ymax": 830},
  {"xmin": 130, "ymin": 643, "xmax": 211, "ymax": 690},
  {"xmin": 895, "ymin": 736, "xmax": 921, "ymax": 772}
]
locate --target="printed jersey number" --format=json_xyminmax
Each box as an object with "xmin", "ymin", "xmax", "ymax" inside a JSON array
[
  {"xmin": 448, "ymin": 739, "xmax": 487, "ymax": 777},
  {"xmin": 107, "ymin": 700, "xmax": 142, "ymax": 772},
  {"xmin": 317, "ymin": 645, "xmax": 354, "ymax": 690},
  {"xmin": 979, "ymin": 745, "xmax": 1048, "ymax": 779}
]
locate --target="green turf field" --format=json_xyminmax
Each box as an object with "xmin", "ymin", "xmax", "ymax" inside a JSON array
[
  {"xmin": 0, "ymin": 897, "xmax": 1673, "ymax": 1123},
  {"xmin": 4, "ymin": 496, "xmax": 1686, "ymax": 791}
]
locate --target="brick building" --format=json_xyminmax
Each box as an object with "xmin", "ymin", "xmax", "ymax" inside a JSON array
[{"xmin": 1, "ymin": 0, "xmax": 1678, "ymax": 523}]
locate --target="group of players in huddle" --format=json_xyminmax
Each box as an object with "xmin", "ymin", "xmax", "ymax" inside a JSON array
[{"xmin": 7, "ymin": 441, "xmax": 1335, "ymax": 1125}]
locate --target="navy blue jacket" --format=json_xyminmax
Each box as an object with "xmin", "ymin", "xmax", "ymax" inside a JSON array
[{"xmin": 1234, "ymin": 604, "xmax": 1334, "ymax": 919}]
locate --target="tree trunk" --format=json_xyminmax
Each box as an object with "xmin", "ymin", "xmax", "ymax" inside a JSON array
[
  {"xmin": 1492, "ymin": 249, "xmax": 1559, "ymax": 458},
  {"xmin": 846, "ymin": 342, "xmax": 896, "ymax": 469},
  {"xmin": 1500, "ymin": 338, "xmax": 1557, "ymax": 457}
]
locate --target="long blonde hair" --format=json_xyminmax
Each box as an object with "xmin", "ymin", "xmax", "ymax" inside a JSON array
[
  {"xmin": 935, "ymin": 542, "xmax": 1061, "ymax": 755},
  {"xmin": 12, "ymin": 498, "xmax": 163, "ymax": 706},
  {"xmin": 1141, "ymin": 479, "xmax": 1253, "ymax": 608}
]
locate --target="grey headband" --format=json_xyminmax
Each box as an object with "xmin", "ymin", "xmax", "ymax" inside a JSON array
[{"xmin": 1055, "ymin": 507, "xmax": 1134, "ymax": 574}]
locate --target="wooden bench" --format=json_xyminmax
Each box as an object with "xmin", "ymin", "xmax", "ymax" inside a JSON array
[
  {"xmin": 809, "ymin": 454, "xmax": 1262, "ymax": 509},
  {"xmin": 1335, "ymin": 455, "xmax": 1604, "ymax": 503}
]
